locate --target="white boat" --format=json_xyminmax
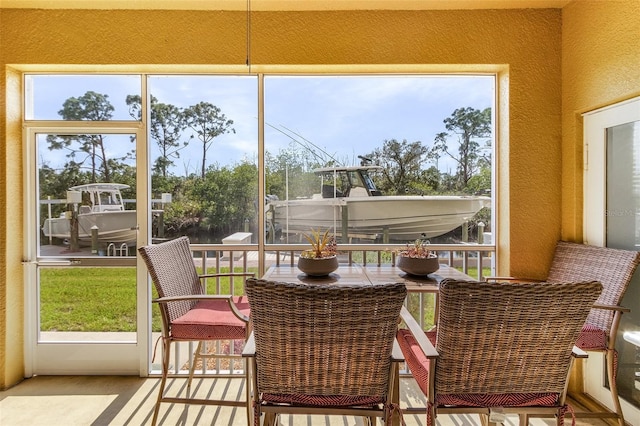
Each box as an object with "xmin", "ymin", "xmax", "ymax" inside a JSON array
[
  {"xmin": 266, "ymin": 165, "xmax": 491, "ymax": 242},
  {"xmin": 42, "ymin": 183, "xmax": 138, "ymax": 245}
]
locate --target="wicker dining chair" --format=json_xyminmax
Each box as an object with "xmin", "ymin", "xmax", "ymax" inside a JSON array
[
  {"xmin": 138, "ymin": 236, "xmax": 254, "ymax": 426},
  {"xmin": 243, "ymin": 278, "xmax": 407, "ymax": 426},
  {"xmin": 397, "ymin": 279, "xmax": 602, "ymax": 426},
  {"xmin": 488, "ymin": 241, "xmax": 640, "ymax": 425},
  {"xmin": 546, "ymin": 241, "xmax": 640, "ymax": 426}
]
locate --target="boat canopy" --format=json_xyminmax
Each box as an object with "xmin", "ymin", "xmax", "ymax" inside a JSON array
[
  {"xmin": 70, "ymin": 183, "xmax": 130, "ymax": 192},
  {"xmin": 69, "ymin": 183, "xmax": 129, "ymax": 213}
]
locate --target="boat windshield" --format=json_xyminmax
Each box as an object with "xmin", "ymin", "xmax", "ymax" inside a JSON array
[
  {"xmin": 320, "ymin": 171, "xmax": 350, "ymax": 198},
  {"xmin": 360, "ymin": 170, "xmax": 379, "ymax": 193},
  {"xmin": 100, "ymin": 192, "xmax": 119, "ymax": 205},
  {"xmin": 319, "ymin": 168, "xmax": 382, "ymax": 198},
  {"xmin": 347, "ymin": 171, "xmax": 369, "ymax": 197},
  {"xmin": 96, "ymin": 190, "xmax": 124, "ymax": 212}
]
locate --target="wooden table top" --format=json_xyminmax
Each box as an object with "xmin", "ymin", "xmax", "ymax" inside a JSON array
[{"xmin": 262, "ymin": 263, "xmax": 476, "ymax": 292}]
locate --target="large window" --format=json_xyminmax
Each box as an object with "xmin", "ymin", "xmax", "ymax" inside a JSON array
[
  {"xmin": 27, "ymin": 73, "xmax": 494, "ymax": 251},
  {"xmin": 264, "ymin": 75, "xmax": 494, "ymax": 245},
  {"xmin": 25, "ymin": 75, "xmax": 142, "ymax": 121}
]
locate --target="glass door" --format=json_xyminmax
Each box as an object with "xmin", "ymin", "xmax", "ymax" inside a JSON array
[
  {"xmin": 583, "ymin": 97, "xmax": 640, "ymax": 421},
  {"xmin": 24, "ymin": 126, "xmax": 151, "ymax": 375}
]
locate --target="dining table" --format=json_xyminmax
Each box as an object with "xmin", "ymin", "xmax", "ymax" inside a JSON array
[
  {"xmin": 262, "ymin": 262, "xmax": 475, "ymax": 288},
  {"xmin": 262, "ymin": 262, "xmax": 476, "ymax": 324},
  {"xmin": 256, "ymin": 262, "xmax": 477, "ymax": 426}
]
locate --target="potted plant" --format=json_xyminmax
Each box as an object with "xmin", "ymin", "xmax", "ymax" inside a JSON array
[
  {"xmin": 297, "ymin": 229, "xmax": 339, "ymax": 276},
  {"xmin": 396, "ymin": 239, "xmax": 439, "ymax": 276}
]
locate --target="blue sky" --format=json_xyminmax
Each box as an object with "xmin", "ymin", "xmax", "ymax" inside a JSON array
[{"xmin": 29, "ymin": 74, "xmax": 494, "ymax": 176}]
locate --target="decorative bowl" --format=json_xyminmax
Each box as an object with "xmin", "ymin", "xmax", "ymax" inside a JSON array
[
  {"xmin": 396, "ymin": 255, "xmax": 439, "ymax": 276},
  {"xmin": 297, "ymin": 255, "xmax": 339, "ymax": 277}
]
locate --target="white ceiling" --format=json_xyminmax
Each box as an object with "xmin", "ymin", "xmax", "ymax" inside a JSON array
[{"xmin": 0, "ymin": 0, "xmax": 574, "ymax": 10}]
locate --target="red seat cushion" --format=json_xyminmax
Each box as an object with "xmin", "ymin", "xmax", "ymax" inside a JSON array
[
  {"xmin": 396, "ymin": 329, "xmax": 560, "ymax": 408},
  {"xmin": 575, "ymin": 324, "xmax": 607, "ymax": 350},
  {"xmin": 436, "ymin": 393, "xmax": 559, "ymax": 407},
  {"xmin": 262, "ymin": 393, "xmax": 383, "ymax": 407},
  {"xmin": 171, "ymin": 296, "xmax": 250, "ymax": 340},
  {"xmin": 397, "ymin": 328, "xmax": 431, "ymax": 395},
  {"xmin": 576, "ymin": 324, "xmax": 620, "ymax": 380}
]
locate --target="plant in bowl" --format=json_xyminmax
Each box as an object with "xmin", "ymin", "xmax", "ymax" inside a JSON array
[
  {"xmin": 297, "ymin": 229, "xmax": 339, "ymax": 276},
  {"xmin": 396, "ymin": 239, "xmax": 439, "ymax": 276}
]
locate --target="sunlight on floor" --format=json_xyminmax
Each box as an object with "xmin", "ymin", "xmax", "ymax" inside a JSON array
[{"xmin": 0, "ymin": 375, "xmax": 610, "ymax": 426}]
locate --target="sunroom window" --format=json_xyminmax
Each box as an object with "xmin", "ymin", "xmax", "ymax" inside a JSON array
[{"xmin": 27, "ymin": 73, "xmax": 494, "ymax": 252}]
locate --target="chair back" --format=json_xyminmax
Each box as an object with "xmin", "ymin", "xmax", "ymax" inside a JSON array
[
  {"xmin": 138, "ymin": 236, "xmax": 203, "ymax": 325},
  {"xmin": 245, "ymin": 279, "xmax": 407, "ymax": 398},
  {"xmin": 547, "ymin": 241, "xmax": 640, "ymax": 333},
  {"xmin": 434, "ymin": 280, "xmax": 602, "ymax": 396}
]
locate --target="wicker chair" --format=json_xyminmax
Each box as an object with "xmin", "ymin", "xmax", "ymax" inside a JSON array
[
  {"xmin": 243, "ymin": 278, "xmax": 407, "ymax": 426},
  {"xmin": 138, "ymin": 236, "xmax": 254, "ymax": 426},
  {"xmin": 489, "ymin": 241, "xmax": 640, "ymax": 425},
  {"xmin": 397, "ymin": 279, "xmax": 602, "ymax": 426}
]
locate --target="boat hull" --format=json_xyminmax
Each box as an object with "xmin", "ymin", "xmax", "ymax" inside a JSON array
[
  {"xmin": 42, "ymin": 210, "xmax": 138, "ymax": 245},
  {"xmin": 269, "ymin": 195, "xmax": 490, "ymax": 241}
]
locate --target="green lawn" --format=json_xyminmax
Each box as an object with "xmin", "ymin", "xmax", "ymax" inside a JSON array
[
  {"xmin": 39, "ymin": 265, "xmax": 489, "ymax": 332},
  {"xmin": 39, "ymin": 267, "xmax": 257, "ymax": 332}
]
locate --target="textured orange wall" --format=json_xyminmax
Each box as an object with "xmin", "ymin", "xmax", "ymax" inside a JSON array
[
  {"xmin": 1, "ymin": 8, "xmax": 564, "ymax": 267},
  {"xmin": 1, "ymin": 7, "xmax": 564, "ymax": 386},
  {"xmin": 561, "ymin": 0, "xmax": 640, "ymax": 242},
  {"xmin": 0, "ymin": 67, "xmax": 23, "ymax": 388}
]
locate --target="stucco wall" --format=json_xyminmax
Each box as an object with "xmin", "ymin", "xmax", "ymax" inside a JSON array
[
  {"xmin": 561, "ymin": 0, "xmax": 640, "ymax": 242},
  {"xmin": 1, "ymin": 68, "xmax": 23, "ymax": 389},
  {"xmin": 1, "ymin": 6, "xmax": 565, "ymax": 387}
]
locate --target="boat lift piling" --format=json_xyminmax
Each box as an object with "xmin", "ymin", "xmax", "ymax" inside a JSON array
[
  {"xmin": 46, "ymin": 196, "xmax": 53, "ymax": 245},
  {"xmin": 341, "ymin": 205, "xmax": 348, "ymax": 244},
  {"xmin": 67, "ymin": 190, "xmax": 82, "ymax": 253},
  {"xmin": 91, "ymin": 226, "xmax": 99, "ymax": 254}
]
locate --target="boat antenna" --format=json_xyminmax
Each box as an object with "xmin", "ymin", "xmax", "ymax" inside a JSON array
[{"xmin": 265, "ymin": 122, "xmax": 343, "ymax": 166}]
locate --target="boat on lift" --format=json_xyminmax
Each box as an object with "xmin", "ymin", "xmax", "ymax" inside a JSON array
[
  {"xmin": 42, "ymin": 183, "xmax": 139, "ymax": 245},
  {"xmin": 266, "ymin": 165, "xmax": 490, "ymax": 242}
]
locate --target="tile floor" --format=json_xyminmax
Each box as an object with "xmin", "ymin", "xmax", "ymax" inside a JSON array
[{"xmin": 0, "ymin": 375, "xmax": 612, "ymax": 426}]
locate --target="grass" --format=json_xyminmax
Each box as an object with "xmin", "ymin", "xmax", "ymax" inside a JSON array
[
  {"xmin": 39, "ymin": 266, "xmax": 257, "ymax": 332},
  {"xmin": 39, "ymin": 264, "xmax": 490, "ymax": 332},
  {"xmin": 40, "ymin": 268, "xmax": 138, "ymax": 332},
  {"xmin": 463, "ymin": 267, "xmax": 492, "ymax": 281}
]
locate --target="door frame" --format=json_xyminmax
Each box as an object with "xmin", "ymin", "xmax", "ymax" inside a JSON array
[
  {"xmin": 584, "ymin": 96, "xmax": 640, "ymax": 247},
  {"xmin": 23, "ymin": 121, "xmax": 152, "ymax": 376},
  {"xmin": 583, "ymin": 96, "xmax": 640, "ymax": 423}
]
